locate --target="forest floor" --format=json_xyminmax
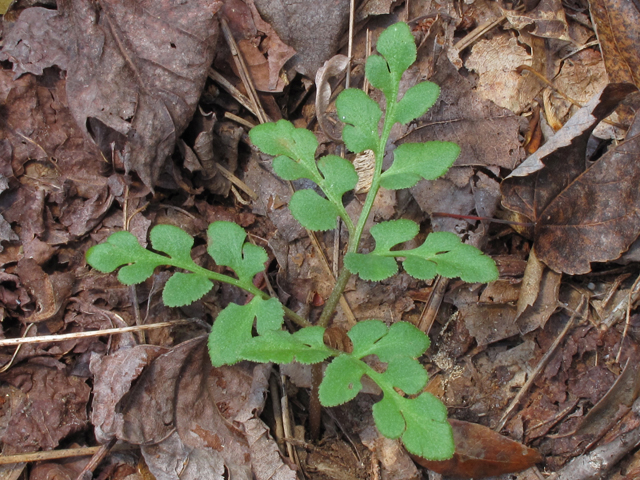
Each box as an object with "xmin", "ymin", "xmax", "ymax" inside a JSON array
[{"xmin": 1, "ymin": 0, "xmax": 640, "ymax": 479}]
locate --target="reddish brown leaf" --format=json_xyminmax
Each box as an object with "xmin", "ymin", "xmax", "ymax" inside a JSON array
[
  {"xmin": 590, "ymin": 0, "xmax": 640, "ymax": 88},
  {"xmin": 501, "ymin": 83, "xmax": 639, "ymax": 274},
  {"xmin": 0, "ymin": 359, "xmax": 91, "ymax": 453},
  {"xmin": 413, "ymin": 419, "xmax": 542, "ymax": 478}
]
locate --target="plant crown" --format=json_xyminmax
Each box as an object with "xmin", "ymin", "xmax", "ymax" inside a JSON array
[{"xmin": 86, "ymin": 22, "xmax": 498, "ymax": 461}]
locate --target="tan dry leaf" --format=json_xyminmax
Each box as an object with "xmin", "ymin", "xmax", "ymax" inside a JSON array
[{"xmin": 315, "ymin": 54, "xmax": 350, "ymax": 143}]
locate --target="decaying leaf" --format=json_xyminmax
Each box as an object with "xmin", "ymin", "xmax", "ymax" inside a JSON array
[
  {"xmin": 0, "ymin": 359, "xmax": 91, "ymax": 453},
  {"xmin": 501, "ymin": 83, "xmax": 639, "ymax": 274},
  {"xmin": 105, "ymin": 337, "xmax": 296, "ymax": 480},
  {"xmin": 413, "ymin": 419, "xmax": 542, "ymax": 478},
  {"xmin": 590, "ymin": 0, "xmax": 640, "ymax": 88},
  {"xmin": 315, "ymin": 54, "xmax": 350, "ymax": 142},
  {"xmin": 1, "ymin": 0, "xmax": 221, "ymax": 189}
]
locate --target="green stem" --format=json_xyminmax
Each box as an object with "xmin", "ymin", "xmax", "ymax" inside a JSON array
[
  {"xmin": 317, "ymin": 84, "xmax": 400, "ymax": 327},
  {"xmin": 317, "ymin": 267, "xmax": 352, "ymax": 328},
  {"xmin": 177, "ymin": 262, "xmax": 311, "ymax": 328}
]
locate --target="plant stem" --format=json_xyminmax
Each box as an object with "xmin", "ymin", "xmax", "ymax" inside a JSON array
[{"xmin": 317, "ymin": 267, "xmax": 352, "ymax": 328}]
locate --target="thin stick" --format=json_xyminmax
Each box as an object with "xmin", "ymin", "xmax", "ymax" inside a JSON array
[
  {"xmin": 0, "ymin": 319, "xmax": 197, "ymax": 348},
  {"xmin": 496, "ymin": 297, "xmax": 586, "ymax": 431},
  {"xmin": 209, "ymin": 68, "xmax": 258, "ymax": 117},
  {"xmin": 454, "ymin": 14, "xmax": 506, "ymax": 52},
  {"xmin": 219, "ymin": 18, "xmax": 269, "ymax": 124},
  {"xmin": 345, "ymin": 0, "xmax": 355, "ymax": 89},
  {"xmin": 0, "ymin": 443, "xmax": 135, "ymax": 465},
  {"xmin": 416, "ymin": 276, "xmax": 449, "ymax": 334},
  {"xmin": 224, "ymin": 111, "xmax": 256, "ymax": 129}
]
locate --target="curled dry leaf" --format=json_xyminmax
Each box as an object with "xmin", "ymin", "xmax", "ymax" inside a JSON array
[
  {"xmin": 413, "ymin": 419, "xmax": 542, "ymax": 478},
  {"xmin": 315, "ymin": 54, "xmax": 350, "ymax": 142}
]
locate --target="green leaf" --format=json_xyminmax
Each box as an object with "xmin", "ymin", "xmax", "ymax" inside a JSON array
[
  {"xmin": 365, "ymin": 321, "xmax": 430, "ymax": 361},
  {"xmin": 317, "ymin": 155, "xmax": 359, "ymax": 201},
  {"xmin": 207, "ymin": 221, "xmax": 268, "ymax": 285},
  {"xmin": 372, "ymin": 395, "xmax": 406, "ymax": 439},
  {"xmin": 208, "ymin": 297, "xmax": 283, "ymax": 366},
  {"xmin": 395, "ymin": 82, "xmax": 440, "ymax": 125},
  {"xmin": 375, "ymin": 22, "xmax": 416, "ymax": 81},
  {"xmin": 365, "ymin": 54, "xmax": 393, "ymax": 98},
  {"xmin": 117, "ymin": 261, "xmax": 159, "ymax": 285},
  {"xmin": 403, "ymin": 232, "xmax": 499, "ymax": 283},
  {"xmin": 86, "ymin": 231, "xmax": 150, "ymax": 273},
  {"xmin": 163, "ymin": 272, "xmax": 213, "ymax": 307},
  {"xmin": 344, "ymin": 219, "xmax": 419, "ymax": 282},
  {"xmin": 381, "ymin": 356, "xmax": 428, "ymax": 395},
  {"xmin": 249, "ymin": 119, "xmax": 318, "ymax": 164},
  {"xmin": 336, "ymin": 88, "xmax": 382, "ymax": 154},
  {"xmin": 397, "ymin": 393, "xmax": 454, "ymax": 460},
  {"xmin": 319, "ymin": 355, "xmax": 366, "ymax": 406},
  {"xmin": 344, "ymin": 253, "xmax": 398, "ymax": 281},
  {"xmin": 150, "ymin": 224, "xmax": 196, "ymax": 264},
  {"xmin": 242, "ymin": 327, "xmax": 332, "ymax": 364},
  {"xmin": 348, "ymin": 319, "xmax": 389, "ymax": 358},
  {"xmin": 380, "ymin": 141, "xmax": 460, "ymax": 190},
  {"xmin": 289, "ymin": 190, "xmax": 339, "ymax": 231},
  {"xmin": 272, "ymin": 155, "xmax": 315, "ymax": 181},
  {"xmin": 370, "ymin": 219, "xmax": 418, "ymax": 251},
  {"xmin": 86, "ymin": 231, "xmax": 168, "ymax": 285}
]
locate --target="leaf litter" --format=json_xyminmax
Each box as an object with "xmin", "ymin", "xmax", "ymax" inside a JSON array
[{"xmin": 2, "ymin": 0, "xmax": 640, "ymax": 479}]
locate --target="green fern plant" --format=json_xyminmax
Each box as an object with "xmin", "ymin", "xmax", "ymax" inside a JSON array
[{"xmin": 86, "ymin": 22, "xmax": 498, "ymax": 461}]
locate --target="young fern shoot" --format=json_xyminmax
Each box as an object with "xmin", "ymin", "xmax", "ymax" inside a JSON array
[{"xmin": 86, "ymin": 22, "xmax": 498, "ymax": 461}]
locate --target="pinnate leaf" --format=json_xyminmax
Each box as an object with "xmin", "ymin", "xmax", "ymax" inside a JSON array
[
  {"xmin": 249, "ymin": 119, "xmax": 318, "ymax": 166},
  {"xmin": 208, "ymin": 297, "xmax": 332, "ymax": 367},
  {"xmin": 344, "ymin": 219, "xmax": 418, "ymax": 281},
  {"xmin": 336, "ymin": 88, "xmax": 382, "ymax": 153},
  {"xmin": 393, "ymin": 392, "xmax": 454, "ymax": 460},
  {"xmin": 242, "ymin": 327, "xmax": 332, "ymax": 364},
  {"xmin": 150, "ymin": 224, "xmax": 196, "ymax": 264},
  {"xmin": 208, "ymin": 297, "xmax": 283, "ymax": 366},
  {"xmin": 404, "ymin": 232, "xmax": 499, "ymax": 283},
  {"xmin": 207, "ymin": 221, "xmax": 268, "ymax": 285},
  {"xmin": 365, "ymin": 54, "xmax": 393, "ymax": 98},
  {"xmin": 381, "ymin": 356, "xmax": 428, "ymax": 395},
  {"xmin": 319, "ymin": 355, "xmax": 366, "ymax": 406},
  {"xmin": 163, "ymin": 272, "xmax": 213, "ymax": 307},
  {"xmin": 380, "ymin": 142, "xmax": 460, "ymax": 190},
  {"xmin": 87, "ymin": 231, "xmax": 172, "ymax": 285},
  {"xmin": 345, "ymin": 221, "xmax": 497, "ymax": 283},
  {"xmin": 272, "ymin": 155, "xmax": 315, "ymax": 181},
  {"xmin": 289, "ymin": 190, "xmax": 339, "ymax": 231},
  {"xmin": 395, "ymin": 82, "xmax": 440, "ymax": 125},
  {"xmin": 375, "ymin": 22, "xmax": 416, "ymax": 80},
  {"xmin": 317, "ymin": 155, "xmax": 359, "ymax": 200},
  {"xmin": 344, "ymin": 253, "xmax": 397, "ymax": 281},
  {"xmin": 352, "ymin": 320, "xmax": 430, "ymax": 361}
]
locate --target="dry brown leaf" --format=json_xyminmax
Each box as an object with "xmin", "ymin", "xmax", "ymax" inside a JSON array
[
  {"xmin": 516, "ymin": 249, "xmax": 561, "ymax": 334},
  {"xmin": 413, "ymin": 419, "xmax": 542, "ymax": 478},
  {"xmin": 590, "ymin": 0, "xmax": 640, "ymax": 88},
  {"xmin": 315, "ymin": 54, "xmax": 350, "ymax": 142},
  {"xmin": 0, "ymin": 359, "xmax": 91, "ymax": 453},
  {"xmin": 1, "ymin": 1, "xmax": 221, "ymax": 189},
  {"xmin": 501, "ymin": 83, "xmax": 638, "ymax": 274}
]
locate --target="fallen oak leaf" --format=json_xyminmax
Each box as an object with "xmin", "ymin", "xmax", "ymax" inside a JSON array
[{"xmin": 412, "ymin": 419, "xmax": 542, "ymax": 478}]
